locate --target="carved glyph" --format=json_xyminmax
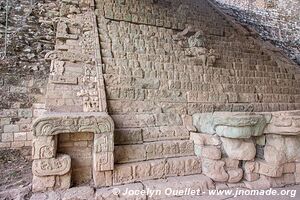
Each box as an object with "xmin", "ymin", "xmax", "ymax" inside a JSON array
[
  {"xmin": 77, "ymin": 65, "xmax": 99, "ymax": 112},
  {"xmin": 32, "ymin": 136, "xmax": 57, "ymax": 160},
  {"xmin": 32, "ymin": 154, "xmax": 71, "ymax": 176}
]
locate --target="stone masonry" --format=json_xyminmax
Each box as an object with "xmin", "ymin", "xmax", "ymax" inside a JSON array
[
  {"xmin": 214, "ymin": 0, "xmax": 300, "ymax": 64},
  {"xmin": 0, "ymin": 0, "xmax": 300, "ymax": 198}
]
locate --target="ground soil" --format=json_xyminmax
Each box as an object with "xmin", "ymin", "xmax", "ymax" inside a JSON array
[{"xmin": 0, "ymin": 149, "xmax": 32, "ymax": 200}]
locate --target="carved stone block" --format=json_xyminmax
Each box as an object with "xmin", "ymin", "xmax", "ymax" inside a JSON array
[
  {"xmin": 32, "ymin": 136, "xmax": 57, "ymax": 160},
  {"xmin": 93, "ymin": 152, "xmax": 114, "ymax": 171},
  {"xmin": 32, "ymin": 175, "xmax": 55, "ymax": 193},
  {"xmin": 93, "ymin": 171, "xmax": 113, "ymax": 187},
  {"xmin": 32, "ymin": 154, "xmax": 71, "ymax": 176}
]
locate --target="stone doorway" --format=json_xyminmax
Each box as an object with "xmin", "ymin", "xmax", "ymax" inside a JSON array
[
  {"xmin": 31, "ymin": 113, "xmax": 115, "ymax": 192},
  {"xmin": 57, "ymin": 132, "xmax": 94, "ymax": 186}
]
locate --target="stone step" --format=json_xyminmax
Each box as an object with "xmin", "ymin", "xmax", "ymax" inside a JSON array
[
  {"xmin": 113, "ymin": 156, "xmax": 201, "ymax": 185},
  {"xmin": 114, "ymin": 126, "xmax": 190, "ymax": 145},
  {"xmin": 31, "ymin": 174, "xmax": 216, "ymax": 200},
  {"xmin": 111, "ymin": 113, "xmax": 183, "ymax": 129},
  {"xmin": 114, "ymin": 140, "xmax": 194, "ymax": 164},
  {"xmin": 96, "ymin": 174, "xmax": 215, "ymax": 200}
]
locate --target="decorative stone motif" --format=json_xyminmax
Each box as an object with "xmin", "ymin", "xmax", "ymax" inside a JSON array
[
  {"xmin": 32, "ymin": 136, "xmax": 57, "ymax": 160},
  {"xmin": 264, "ymin": 111, "xmax": 300, "ymax": 135},
  {"xmin": 202, "ymin": 158, "xmax": 229, "ymax": 182},
  {"xmin": 264, "ymin": 134, "xmax": 300, "ymax": 164},
  {"xmin": 33, "ymin": 113, "xmax": 114, "ymax": 136},
  {"xmin": 32, "ymin": 113, "xmax": 115, "ymax": 191},
  {"xmin": 32, "ymin": 154, "xmax": 71, "ymax": 176},
  {"xmin": 77, "ymin": 65, "xmax": 102, "ymax": 112},
  {"xmin": 193, "ymin": 112, "xmax": 267, "ymax": 138}
]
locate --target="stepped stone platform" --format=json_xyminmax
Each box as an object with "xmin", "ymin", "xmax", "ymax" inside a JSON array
[{"xmin": 9, "ymin": 0, "xmax": 299, "ymax": 197}]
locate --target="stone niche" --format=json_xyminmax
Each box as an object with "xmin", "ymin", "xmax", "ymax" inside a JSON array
[{"xmin": 31, "ymin": 113, "xmax": 114, "ymax": 193}]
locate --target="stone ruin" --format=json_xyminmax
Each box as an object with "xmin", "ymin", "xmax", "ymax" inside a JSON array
[{"xmin": 2, "ymin": 0, "xmax": 300, "ymax": 198}]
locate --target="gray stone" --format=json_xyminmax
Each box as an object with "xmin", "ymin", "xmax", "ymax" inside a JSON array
[{"xmin": 193, "ymin": 112, "xmax": 267, "ymax": 138}]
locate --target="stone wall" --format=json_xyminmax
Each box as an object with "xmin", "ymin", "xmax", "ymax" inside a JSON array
[
  {"xmin": 213, "ymin": 0, "xmax": 300, "ymax": 64},
  {"xmin": 0, "ymin": 0, "xmax": 57, "ymax": 149},
  {"xmin": 0, "ymin": 0, "xmax": 300, "ymax": 194},
  {"xmin": 191, "ymin": 111, "xmax": 300, "ymax": 189}
]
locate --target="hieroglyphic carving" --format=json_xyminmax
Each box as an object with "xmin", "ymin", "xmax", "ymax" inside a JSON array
[
  {"xmin": 77, "ymin": 65, "xmax": 100, "ymax": 112},
  {"xmin": 80, "ymin": 31, "xmax": 96, "ymax": 55},
  {"xmin": 33, "ymin": 114, "xmax": 114, "ymax": 136},
  {"xmin": 56, "ymin": 21, "xmax": 79, "ymax": 40},
  {"xmin": 45, "ymin": 51, "xmax": 93, "ymax": 64},
  {"xmin": 94, "ymin": 152, "xmax": 114, "ymax": 171},
  {"xmin": 32, "ymin": 136, "xmax": 57, "ymax": 160},
  {"xmin": 32, "ymin": 154, "xmax": 71, "ymax": 176}
]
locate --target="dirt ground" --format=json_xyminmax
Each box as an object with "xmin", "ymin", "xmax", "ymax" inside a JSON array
[{"xmin": 0, "ymin": 149, "xmax": 32, "ymax": 200}]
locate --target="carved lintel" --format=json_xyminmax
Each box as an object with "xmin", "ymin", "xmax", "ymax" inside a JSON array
[
  {"xmin": 33, "ymin": 113, "xmax": 114, "ymax": 136},
  {"xmin": 32, "ymin": 154, "xmax": 71, "ymax": 176}
]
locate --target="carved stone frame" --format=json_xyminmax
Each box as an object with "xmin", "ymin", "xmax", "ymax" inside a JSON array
[{"xmin": 31, "ymin": 112, "xmax": 114, "ymax": 192}]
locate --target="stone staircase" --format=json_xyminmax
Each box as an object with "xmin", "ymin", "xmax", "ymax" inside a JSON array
[{"xmin": 93, "ymin": 0, "xmax": 300, "ymax": 186}]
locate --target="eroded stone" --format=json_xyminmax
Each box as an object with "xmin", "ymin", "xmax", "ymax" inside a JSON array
[{"xmin": 221, "ymin": 137, "xmax": 256, "ymax": 160}]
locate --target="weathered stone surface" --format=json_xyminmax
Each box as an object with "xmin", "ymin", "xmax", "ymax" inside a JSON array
[
  {"xmin": 32, "ymin": 154, "xmax": 71, "ymax": 176},
  {"xmin": 94, "ymin": 171, "xmax": 113, "ymax": 188},
  {"xmin": 202, "ymin": 158, "xmax": 229, "ymax": 182},
  {"xmin": 113, "ymin": 156, "xmax": 200, "ymax": 185},
  {"xmin": 143, "ymin": 126, "xmax": 190, "ymax": 142},
  {"xmin": 114, "ymin": 128, "xmax": 143, "ymax": 145},
  {"xmin": 146, "ymin": 140, "xmax": 194, "ymax": 160},
  {"xmin": 32, "ymin": 136, "xmax": 57, "ymax": 160},
  {"xmin": 195, "ymin": 145, "xmax": 222, "ymax": 160},
  {"xmin": 283, "ymin": 163, "xmax": 296, "ymax": 174},
  {"xmin": 244, "ymin": 172, "xmax": 260, "ymax": 182},
  {"xmin": 221, "ymin": 137, "xmax": 256, "ymax": 160},
  {"xmin": 223, "ymin": 158, "xmax": 240, "ymax": 169},
  {"xmin": 95, "ymin": 183, "xmax": 146, "ymax": 200},
  {"xmin": 62, "ymin": 186, "xmax": 95, "ymax": 200},
  {"xmin": 193, "ymin": 112, "xmax": 267, "ymax": 138},
  {"xmin": 264, "ymin": 111, "xmax": 300, "ymax": 135},
  {"xmin": 264, "ymin": 134, "xmax": 300, "ymax": 165},
  {"xmin": 114, "ymin": 144, "xmax": 146, "ymax": 163},
  {"xmin": 190, "ymin": 132, "xmax": 220, "ymax": 146},
  {"xmin": 33, "ymin": 113, "xmax": 114, "ymax": 136},
  {"xmin": 255, "ymin": 159, "xmax": 284, "ymax": 177},
  {"xmin": 227, "ymin": 168, "xmax": 243, "ymax": 183},
  {"xmin": 244, "ymin": 175, "xmax": 272, "ymax": 190},
  {"xmin": 296, "ymin": 163, "xmax": 300, "ymax": 184},
  {"xmin": 165, "ymin": 156, "xmax": 201, "ymax": 176},
  {"xmin": 112, "ymin": 114, "xmax": 156, "ymax": 128},
  {"xmin": 143, "ymin": 174, "xmax": 215, "ymax": 200},
  {"xmin": 32, "ymin": 175, "xmax": 55, "ymax": 193}
]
